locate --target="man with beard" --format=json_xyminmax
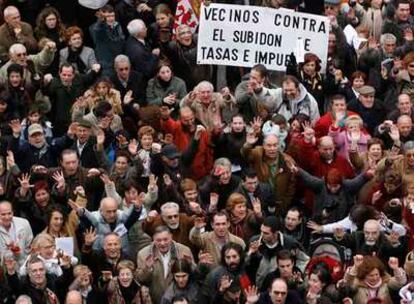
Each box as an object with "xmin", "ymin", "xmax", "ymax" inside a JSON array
[
  {"xmin": 143, "ymin": 202, "xmax": 195, "ymax": 250},
  {"xmin": 249, "ymin": 75, "xmax": 320, "ymax": 123},
  {"xmin": 136, "ymin": 225, "xmax": 194, "ymax": 304},
  {"xmin": 190, "ymin": 212, "xmax": 245, "ymax": 267},
  {"xmin": 9, "ymin": 119, "xmax": 76, "ymax": 173},
  {"xmin": 160, "ymin": 106, "xmax": 213, "ymax": 180},
  {"xmin": 333, "ymin": 219, "xmax": 408, "ymax": 264},
  {"xmin": 200, "ymin": 242, "xmax": 249, "ymax": 304},
  {"xmin": 245, "ymin": 216, "xmax": 309, "ymax": 289}
]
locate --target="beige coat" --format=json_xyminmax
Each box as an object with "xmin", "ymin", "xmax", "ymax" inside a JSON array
[{"xmin": 136, "ymin": 241, "xmax": 194, "ymax": 304}]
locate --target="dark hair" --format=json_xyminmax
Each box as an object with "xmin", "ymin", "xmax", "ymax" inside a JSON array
[
  {"xmin": 101, "ymin": 4, "xmax": 114, "ymax": 13},
  {"xmin": 93, "ymin": 101, "xmax": 112, "ymax": 118},
  {"xmin": 7, "ymin": 63, "xmax": 24, "ymax": 77},
  {"xmin": 367, "ymin": 137, "xmax": 384, "ymax": 150},
  {"xmin": 212, "ymin": 211, "xmax": 229, "ymax": 223},
  {"xmin": 396, "ymin": 0, "xmax": 411, "ymax": 8},
  {"xmin": 300, "ymin": 53, "xmax": 321, "ymax": 72},
  {"xmin": 251, "ymin": 64, "xmax": 268, "ymax": 79},
  {"xmin": 220, "ymin": 242, "xmax": 245, "ymax": 268},
  {"xmin": 282, "ymin": 75, "xmax": 300, "ymax": 88},
  {"xmin": 330, "ymin": 94, "xmax": 346, "ymax": 104},
  {"xmin": 231, "ymin": 113, "xmax": 245, "ymax": 123},
  {"xmin": 153, "ymin": 225, "xmax": 172, "ymax": 236},
  {"xmin": 46, "ymin": 205, "xmax": 68, "ymax": 227},
  {"xmin": 121, "ymin": 179, "xmax": 144, "ymax": 193},
  {"xmin": 60, "ymin": 149, "xmax": 78, "ymax": 161},
  {"xmin": 286, "ymin": 206, "xmax": 303, "ymax": 219},
  {"xmin": 262, "ymin": 216, "xmax": 281, "ymax": 233},
  {"xmin": 349, "ymin": 204, "xmax": 377, "ymax": 230},
  {"xmin": 241, "ymin": 167, "xmax": 257, "ymax": 180},
  {"xmin": 276, "ymin": 249, "xmax": 294, "ymax": 263},
  {"xmin": 171, "ymin": 259, "xmax": 193, "ymax": 275},
  {"xmin": 309, "ymin": 263, "xmax": 332, "ymax": 287},
  {"xmin": 350, "ymin": 71, "xmax": 367, "ymax": 84},
  {"xmin": 59, "ymin": 63, "xmax": 75, "ymax": 73},
  {"xmin": 171, "ymin": 295, "xmax": 189, "ymax": 304},
  {"xmin": 115, "ymin": 150, "xmax": 131, "ymax": 163}
]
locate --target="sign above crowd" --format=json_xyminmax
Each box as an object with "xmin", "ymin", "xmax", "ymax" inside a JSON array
[{"xmin": 197, "ymin": 3, "xmax": 330, "ymax": 72}]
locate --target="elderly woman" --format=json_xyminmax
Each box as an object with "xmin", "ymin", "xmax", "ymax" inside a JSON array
[
  {"xmin": 19, "ymin": 233, "xmax": 78, "ymax": 277},
  {"xmin": 180, "ymin": 81, "xmax": 237, "ymax": 131},
  {"xmin": 350, "ymin": 138, "xmax": 385, "ymax": 173},
  {"xmin": 225, "ymin": 193, "xmax": 263, "ymax": 242},
  {"xmin": 60, "ymin": 26, "xmax": 97, "ymax": 74},
  {"xmin": 342, "ymin": 255, "xmax": 406, "ymax": 304},
  {"xmin": 329, "ymin": 115, "xmax": 371, "ymax": 161}
]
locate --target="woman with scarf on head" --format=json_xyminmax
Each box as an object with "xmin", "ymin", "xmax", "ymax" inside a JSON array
[{"xmin": 60, "ymin": 26, "xmax": 98, "ymax": 74}]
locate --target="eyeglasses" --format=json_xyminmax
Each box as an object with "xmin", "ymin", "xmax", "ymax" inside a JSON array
[
  {"xmin": 166, "ymin": 214, "xmax": 179, "ymax": 219},
  {"xmin": 117, "ymin": 67, "xmax": 129, "ymax": 71},
  {"xmin": 15, "ymin": 52, "xmax": 27, "ymax": 57}
]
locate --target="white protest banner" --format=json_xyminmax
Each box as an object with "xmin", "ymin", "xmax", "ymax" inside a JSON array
[{"xmin": 197, "ymin": 4, "xmax": 329, "ymax": 72}]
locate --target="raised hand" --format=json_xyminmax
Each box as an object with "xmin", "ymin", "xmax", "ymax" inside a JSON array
[
  {"xmin": 163, "ymin": 174, "xmax": 172, "ymax": 186},
  {"xmin": 219, "ymin": 275, "xmax": 233, "ymax": 293},
  {"xmin": 245, "ymin": 285, "xmax": 259, "ymax": 304},
  {"xmin": 116, "ymin": 134, "xmax": 128, "ymax": 146},
  {"xmin": 96, "ymin": 129, "xmax": 105, "ymax": 146},
  {"xmin": 250, "ymin": 117, "xmax": 263, "ymax": 134},
  {"xmin": 252, "ymin": 197, "xmax": 262, "ymax": 215},
  {"xmin": 83, "ymin": 227, "xmax": 97, "ymax": 246},
  {"xmin": 145, "ymin": 254, "xmax": 154, "ymax": 269},
  {"xmin": 128, "ymin": 138, "xmax": 139, "ymax": 156},
  {"xmin": 18, "ymin": 173, "xmax": 33, "ymax": 196},
  {"xmin": 133, "ymin": 192, "xmax": 145, "ymax": 209},
  {"xmin": 248, "ymin": 238, "xmax": 261, "ymax": 255},
  {"xmin": 307, "ymin": 221, "xmax": 323, "ymax": 234},
  {"xmin": 386, "ymin": 231, "xmax": 401, "ymax": 247},
  {"xmin": 123, "ymin": 90, "xmax": 134, "ymax": 105},
  {"xmin": 9, "ymin": 119, "xmax": 21, "ymax": 135},
  {"xmin": 100, "ymin": 174, "xmax": 114, "ymax": 187},
  {"xmin": 210, "ymin": 192, "xmax": 219, "ymax": 209},
  {"xmin": 371, "ymin": 190, "xmax": 382, "ymax": 205},
  {"xmin": 189, "ymin": 202, "xmax": 202, "ymax": 214},
  {"xmin": 74, "ymin": 186, "xmax": 86, "ymax": 197},
  {"xmin": 388, "ymin": 256, "xmax": 399, "ymax": 270},
  {"xmin": 198, "ymin": 251, "xmax": 214, "ymax": 265},
  {"xmin": 68, "ymin": 199, "xmax": 83, "ymax": 214},
  {"xmin": 353, "ymin": 254, "xmax": 364, "ymax": 268},
  {"xmin": 194, "ymin": 216, "xmax": 206, "ymax": 229},
  {"xmin": 148, "ymin": 174, "xmax": 158, "ymax": 192},
  {"xmin": 6, "ymin": 151, "xmax": 15, "ymax": 169},
  {"xmin": 194, "ymin": 125, "xmax": 206, "ymax": 140},
  {"xmin": 87, "ymin": 168, "xmax": 101, "ymax": 178},
  {"xmin": 52, "ymin": 171, "xmax": 65, "ymax": 192}
]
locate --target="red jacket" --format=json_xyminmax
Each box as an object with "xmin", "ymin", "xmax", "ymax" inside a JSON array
[
  {"xmin": 161, "ymin": 118, "xmax": 213, "ymax": 181},
  {"xmin": 314, "ymin": 111, "xmax": 358, "ymax": 138}
]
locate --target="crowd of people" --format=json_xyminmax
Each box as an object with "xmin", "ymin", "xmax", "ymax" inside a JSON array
[{"xmin": 2, "ymin": 0, "xmax": 414, "ymax": 303}]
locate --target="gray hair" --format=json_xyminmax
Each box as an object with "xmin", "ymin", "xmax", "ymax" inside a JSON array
[
  {"xmin": 114, "ymin": 54, "xmax": 130, "ymax": 67},
  {"xmin": 16, "ymin": 295, "xmax": 33, "ymax": 304},
  {"xmin": 196, "ymin": 81, "xmax": 214, "ymax": 92},
  {"xmin": 3, "ymin": 6, "xmax": 18, "ymax": 18},
  {"xmin": 213, "ymin": 157, "xmax": 231, "ymax": 169},
  {"xmin": 9, "ymin": 43, "xmax": 26, "ymax": 56},
  {"xmin": 404, "ymin": 141, "xmax": 414, "ymax": 152},
  {"xmin": 127, "ymin": 19, "xmax": 146, "ymax": 36},
  {"xmin": 161, "ymin": 202, "xmax": 179, "ymax": 215},
  {"xmin": 380, "ymin": 33, "xmax": 397, "ymax": 46}
]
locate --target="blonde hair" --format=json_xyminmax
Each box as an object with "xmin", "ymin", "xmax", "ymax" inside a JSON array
[
  {"xmin": 32, "ymin": 233, "xmax": 54, "ymax": 249},
  {"xmin": 345, "ymin": 115, "xmax": 363, "ymax": 129},
  {"xmin": 73, "ymin": 264, "xmax": 91, "ymax": 277},
  {"xmin": 226, "ymin": 193, "xmax": 247, "ymax": 213}
]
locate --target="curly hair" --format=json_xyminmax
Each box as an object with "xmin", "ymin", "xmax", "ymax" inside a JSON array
[
  {"xmin": 356, "ymin": 255, "xmax": 386, "ymax": 281},
  {"xmin": 34, "ymin": 7, "xmax": 65, "ymax": 40},
  {"xmin": 225, "ymin": 193, "xmax": 247, "ymax": 213},
  {"xmin": 64, "ymin": 26, "xmax": 83, "ymax": 44}
]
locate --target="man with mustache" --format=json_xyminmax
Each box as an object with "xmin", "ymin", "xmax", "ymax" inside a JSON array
[
  {"xmin": 333, "ymin": 219, "xmax": 408, "ymax": 264},
  {"xmin": 160, "ymin": 105, "xmax": 213, "ymax": 180}
]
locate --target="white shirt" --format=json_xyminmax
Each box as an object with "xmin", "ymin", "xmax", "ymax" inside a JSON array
[
  {"xmin": 160, "ymin": 251, "xmax": 171, "ymax": 278},
  {"xmin": 78, "ymin": 0, "xmax": 108, "ymax": 9}
]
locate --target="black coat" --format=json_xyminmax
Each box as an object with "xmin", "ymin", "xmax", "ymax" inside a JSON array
[
  {"xmin": 124, "ymin": 36, "xmax": 158, "ymax": 80},
  {"xmin": 70, "ymin": 137, "xmax": 108, "ymax": 170},
  {"xmin": 347, "ymin": 98, "xmax": 386, "ymax": 134},
  {"xmin": 234, "ymin": 181, "xmax": 276, "ymax": 216}
]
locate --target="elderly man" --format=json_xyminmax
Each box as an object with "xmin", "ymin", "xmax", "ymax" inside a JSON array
[
  {"xmin": 0, "ymin": 6, "xmax": 37, "ymax": 62},
  {"xmin": 65, "ymin": 291, "xmax": 83, "ymax": 304},
  {"xmin": 387, "ymin": 93, "xmax": 414, "ymax": 122},
  {"xmin": 125, "ymin": 19, "xmax": 159, "ymax": 79},
  {"xmin": 190, "ymin": 211, "xmax": 245, "ymax": 267},
  {"xmin": 180, "ymin": 81, "xmax": 236, "ymax": 131},
  {"xmin": 334, "ymin": 219, "xmax": 408, "ymax": 264},
  {"xmin": 163, "ymin": 24, "xmax": 212, "ymax": 90},
  {"xmin": 9, "ymin": 120, "xmax": 76, "ymax": 173},
  {"xmin": 160, "ymin": 106, "xmax": 213, "ymax": 180},
  {"xmin": 377, "ymin": 115, "xmax": 414, "ymax": 149},
  {"xmin": 0, "ymin": 42, "xmax": 56, "ymax": 85},
  {"xmin": 348, "ymin": 85, "xmax": 387, "ymax": 134},
  {"xmin": 72, "ymin": 196, "xmax": 145, "ymax": 252},
  {"xmin": 0, "ymin": 201, "xmax": 32, "ymax": 268},
  {"xmin": 81, "ymin": 232, "xmax": 132, "ymax": 281},
  {"xmin": 136, "ymin": 225, "xmax": 194, "ymax": 303},
  {"xmin": 143, "ymin": 202, "xmax": 194, "ymax": 247},
  {"xmin": 242, "ymin": 133, "xmax": 296, "ymax": 214}
]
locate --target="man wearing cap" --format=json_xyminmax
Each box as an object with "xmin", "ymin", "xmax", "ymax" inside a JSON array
[
  {"xmin": 348, "ymin": 85, "xmax": 386, "ymax": 134},
  {"xmin": 8, "ymin": 119, "xmax": 77, "ymax": 173},
  {"xmin": 69, "ymin": 119, "xmax": 108, "ymax": 169}
]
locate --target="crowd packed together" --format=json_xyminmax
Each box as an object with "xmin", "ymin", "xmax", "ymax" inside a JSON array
[{"xmin": 4, "ymin": 0, "xmax": 414, "ymax": 304}]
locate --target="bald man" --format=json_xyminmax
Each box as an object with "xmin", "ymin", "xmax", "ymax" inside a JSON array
[
  {"xmin": 65, "ymin": 290, "xmax": 82, "ymax": 304},
  {"xmin": 334, "ymin": 219, "xmax": 408, "ymax": 264},
  {"xmin": 376, "ymin": 114, "xmax": 414, "ymax": 149},
  {"xmin": 74, "ymin": 196, "xmax": 145, "ymax": 252},
  {"xmin": 0, "ymin": 6, "xmax": 37, "ymax": 61}
]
